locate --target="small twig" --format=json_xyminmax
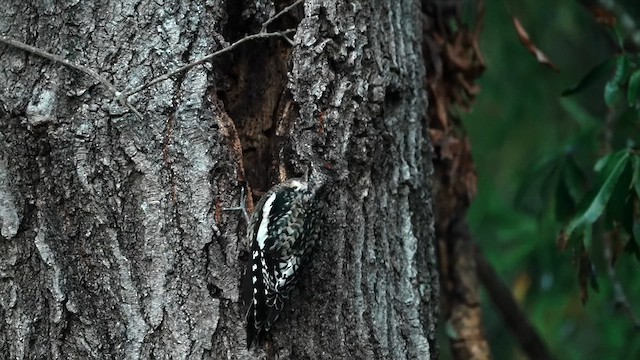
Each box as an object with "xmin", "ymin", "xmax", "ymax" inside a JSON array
[
  {"xmin": 0, "ymin": 35, "xmax": 118, "ymax": 94},
  {"xmin": 261, "ymin": 0, "xmax": 304, "ymax": 32},
  {"xmin": 123, "ymin": 101, "xmax": 144, "ymax": 119},
  {"xmin": 0, "ymin": 35, "xmax": 144, "ymax": 119},
  {"xmin": 121, "ymin": 29, "xmax": 296, "ymax": 99},
  {"xmin": 222, "ymin": 187, "xmax": 250, "ymax": 224}
]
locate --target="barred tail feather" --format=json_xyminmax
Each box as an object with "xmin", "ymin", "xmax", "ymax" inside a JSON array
[
  {"xmin": 245, "ymin": 302, "xmax": 257, "ymax": 349},
  {"xmin": 243, "ymin": 245, "xmax": 268, "ymax": 349}
]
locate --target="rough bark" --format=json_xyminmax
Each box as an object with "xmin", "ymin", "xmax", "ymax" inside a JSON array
[
  {"xmin": 421, "ymin": 1, "xmax": 490, "ymax": 359},
  {"xmin": 0, "ymin": 1, "xmax": 437, "ymax": 359}
]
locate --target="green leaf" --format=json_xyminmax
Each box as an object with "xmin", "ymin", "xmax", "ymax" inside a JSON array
[
  {"xmin": 633, "ymin": 154, "xmax": 640, "ymax": 197},
  {"xmin": 563, "ymin": 156, "xmax": 586, "ymax": 203},
  {"xmin": 562, "ymin": 58, "xmax": 615, "ymax": 97},
  {"xmin": 564, "ymin": 150, "xmax": 630, "ymax": 237},
  {"xmin": 555, "ymin": 177, "xmax": 575, "ymax": 221},
  {"xmin": 515, "ymin": 155, "xmax": 564, "ymax": 216},
  {"xmin": 582, "ymin": 223, "xmax": 593, "ymax": 250},
  {"xmin": 604, "ymin": 55, "xmax": 630, "ymax": 107},
  {"xmin": 604, "ymin": 81, "xmax": 621, "ymax": 107},
  {"xmin": 632, "ymin": 222, "xmax": 640, "ymax": 259},
  {"xmin": 590, "ymin": 265, "xmax": 600, "ymax": 293},
  {"xmin": 627, "ymin": 70, "xmax": 640, "ymax": 107},
  {"xmin": 594, "ymin": 151, "xmax": 616, "ymax": 172},
  {"xmin": 613, "ymin": 26, "xmax": 624, "ymax": 49},
  {"xmin": 559, "ymin": 98, "xmax": 600, "ymax": 130},
  {"xmin": 604, "ymin": 158, "xmax": 634, "ymax": 231},
  {"xmin": 555, "ymin": 156, "xmax": 586, "ymax": 221}
]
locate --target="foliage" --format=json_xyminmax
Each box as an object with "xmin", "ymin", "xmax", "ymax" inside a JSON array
[{"xmin": 464, "ymin": 0, "xmax": 640, "ymax": 359}]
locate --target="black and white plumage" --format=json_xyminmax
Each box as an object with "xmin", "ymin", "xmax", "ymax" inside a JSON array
[{"xmin": 242, "ymin": 172, "xmax": 330, "ymax": 349}]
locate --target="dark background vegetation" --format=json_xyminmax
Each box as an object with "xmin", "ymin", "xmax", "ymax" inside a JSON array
[{"xmin": 463, "ymin": 0, "xmax": 640, "ymax": 358}]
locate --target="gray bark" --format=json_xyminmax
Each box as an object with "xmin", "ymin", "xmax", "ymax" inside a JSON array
[{"xmin": 0, "ymin": 0, "xmax": 437, "ymax": 359}]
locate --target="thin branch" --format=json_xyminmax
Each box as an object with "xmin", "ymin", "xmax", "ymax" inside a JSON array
[
  {"xmin": 475, "ymin": 244, "xmax": 556, "ymax": 360},
  {"xmin": 0, "ymin": 35, "xmax": 144, "ymax": 119},
  {"xmin": 603, "ymin": 234, "xmax": 640, "ymax": 330},
  {"xmin": 261, "ymin": 0, "xmax": 304, "ymax": 32},
  {"xmin": 121, "ymin": 29, "xmax": 296, "ymax": 99},
  {"xmin": 282, "ymin": 35, "xmax": 295, "ymax": 46},
  {"xmin": 0, "ymin": 35, "xmax": 119, "ymax": 95}
]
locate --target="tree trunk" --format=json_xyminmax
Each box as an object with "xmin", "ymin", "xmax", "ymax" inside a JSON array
[{"xmin": 0, "ymin": 0, "xmax": 438, "ymax": 359}]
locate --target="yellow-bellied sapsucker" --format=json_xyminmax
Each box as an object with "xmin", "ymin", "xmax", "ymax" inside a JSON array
[{"xmin": 241, "ymin": 168, "xmax": 332, "ymax": 349}]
